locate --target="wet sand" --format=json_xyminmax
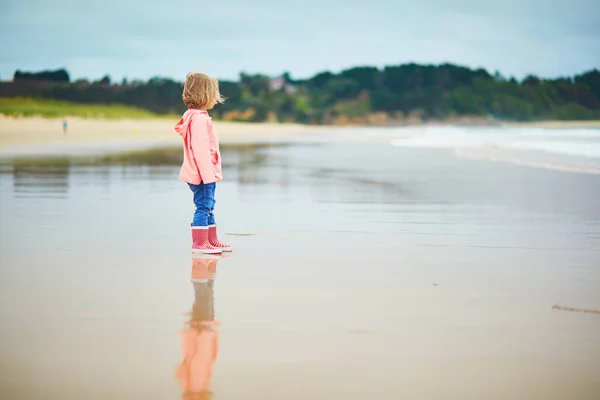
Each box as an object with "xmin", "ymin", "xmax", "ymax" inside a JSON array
[{"xmin": 0, "ymin": 137, "xmax": 599, "ymax": 399}]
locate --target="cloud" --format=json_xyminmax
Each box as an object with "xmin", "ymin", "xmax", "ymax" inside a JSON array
[{"xmin": 0, "ymin": 0, "xmax": 598, "ymax": 82}]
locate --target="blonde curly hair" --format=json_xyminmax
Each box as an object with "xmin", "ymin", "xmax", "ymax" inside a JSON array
[{"xmin": 182, "ymin": 72, "xmax": 225, "ymax": 109}]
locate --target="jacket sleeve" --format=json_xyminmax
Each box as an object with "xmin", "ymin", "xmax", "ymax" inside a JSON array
[{"xmin": 189, "ymin": 116, "xmax": 216, "ymax": 184}]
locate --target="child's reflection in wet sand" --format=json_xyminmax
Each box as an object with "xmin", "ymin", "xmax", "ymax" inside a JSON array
[{"xmin": 176, "ymin": 255, "xmax": 222, "ymax": 400}]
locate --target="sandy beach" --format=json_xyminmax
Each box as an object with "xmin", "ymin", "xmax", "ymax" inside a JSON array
[
  {"xmin": 0, "ymin": 116, "xmax": 329, "ymax": 154},
  {"xmin": 1, "ymin": 118, "xmax": 599, "ymax": 399},
  {"xmin": 1, "ymin": 116, "xmax": 600, "ymax": 158}
]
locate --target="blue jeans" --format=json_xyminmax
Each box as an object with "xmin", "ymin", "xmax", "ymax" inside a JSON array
[{"xmin": 188, "ymin": 182, "xmax": 216, "ymax": 226}]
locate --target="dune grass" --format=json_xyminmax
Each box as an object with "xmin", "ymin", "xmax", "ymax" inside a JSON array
[{"xmin": 0, "ymin": 97, "xmax": 164, "ymax": 119}]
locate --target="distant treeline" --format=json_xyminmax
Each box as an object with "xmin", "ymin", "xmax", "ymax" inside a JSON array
[{"xmin": 2, "ymin": 65, "xmax": 599, "ymax": 123}]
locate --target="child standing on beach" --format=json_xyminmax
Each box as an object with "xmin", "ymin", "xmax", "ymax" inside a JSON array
[{"xmin": 174, "ymin": 73, "xmax": 231, "ymax": 254}]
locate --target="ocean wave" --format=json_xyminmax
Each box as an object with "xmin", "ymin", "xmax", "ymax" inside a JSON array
[
  {"xmin": 453, "ymin": 148, "xmax": 600, "ymax": 175},
  {"xmin": 503, "ymin": 140, "xmax": 600, "ymax": 158},
  {"xmin": 389, "ymin": 126, "xmax": 600, "ymax": 174},
  {"xmin": 517, "ymin": 128, "xmax": 600, "ymax": 139}
]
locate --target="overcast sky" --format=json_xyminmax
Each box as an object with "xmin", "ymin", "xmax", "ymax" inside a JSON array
[{"xmin": 1, "ymin": 0, "xmax": 598, "ymax": 82}]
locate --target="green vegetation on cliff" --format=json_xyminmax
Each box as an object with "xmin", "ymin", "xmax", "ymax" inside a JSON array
[{"xmin": 1, "ymin": 64, "xmax": 599, "ymax": 123}]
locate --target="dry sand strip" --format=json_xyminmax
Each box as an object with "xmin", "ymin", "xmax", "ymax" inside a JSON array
[
  {"xmin": 0, "ymin": 116, "xmax": 335, "ymax": 158},
  {"xmin": 0, "ymin": 117, "xmax": 325, "ymax": 147},
  {"xmin": 502, "ymin": 120, "xmax": 600, "ymax": 129},
  {"xmin": 1, "ymin": 116, "xmax": 599, "ymax": 159},
  {"xmin": 2, "ymin": 116, "xmax": 599, "ymax": 149}
]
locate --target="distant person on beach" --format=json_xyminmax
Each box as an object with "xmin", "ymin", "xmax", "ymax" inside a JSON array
[
  {"xmin": 174, "ymin": 73, "xmax": 231, "ymax": 254},
  {"xmin": 62, "ymin": 119, "xmax": 67, "ymax": 134}
]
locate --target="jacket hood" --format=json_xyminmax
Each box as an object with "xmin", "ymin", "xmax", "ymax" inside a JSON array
[{"xmin": 174, "ymin": 109, "xmax": 208, "ymax": 138}]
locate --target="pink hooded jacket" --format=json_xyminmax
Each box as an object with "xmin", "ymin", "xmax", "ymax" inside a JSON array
[{"xmin": 174, "ymin": 109, "xmax": 223, "ymax": 185}]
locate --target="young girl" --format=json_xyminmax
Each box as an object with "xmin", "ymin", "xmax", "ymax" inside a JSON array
[{"xmin": 174, "ymin": 73, "xmax": 231, "ymax": 254}]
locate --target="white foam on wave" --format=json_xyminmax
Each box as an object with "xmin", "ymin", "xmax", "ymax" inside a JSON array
[
  {"xmin": 518, "ymin": 128, "xmax": 600, "ymax": 139},
  {"xmin": 453, "ymin": 148, "xmax": 600, "ymax": 175},
  {"xmin": 503, "ymin": 140, "xmax": 600, "ymax": 158},
  {"xmin": 389, "ymin": 126, "xmax": 600, "ymax": 174},
  {"xmin": 390, "ymin": 129, "xmax": 504, "ymax": 149}
]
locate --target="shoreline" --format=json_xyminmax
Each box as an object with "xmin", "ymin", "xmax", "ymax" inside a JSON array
[
  {"xmin": 1, "ymin": 116, "xmax": 599, "ymax": 160},
  {"xmin": 0, "ymin": 116, "xmax": 330, "ymax": 159},
  {"xmin": 499, "ymin": 120, "xmax": 600, "ymax": 128}
]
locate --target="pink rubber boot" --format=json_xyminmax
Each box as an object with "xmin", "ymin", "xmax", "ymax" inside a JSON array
[
  {"xmin": 192, "ymin": 226, "xmax": 222, "ymax": 254},
  {"xmin": 208, "ymin": 225, "xmax": 232, "ymax": 252}
]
